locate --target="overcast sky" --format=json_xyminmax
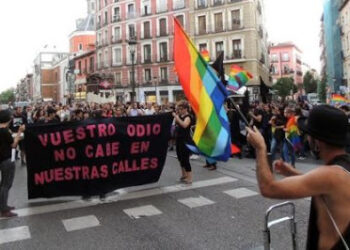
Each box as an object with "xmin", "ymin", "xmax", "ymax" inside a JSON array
[{"xmin": 0, "ymin": 0, "xmax": 323, "ymax": 93}]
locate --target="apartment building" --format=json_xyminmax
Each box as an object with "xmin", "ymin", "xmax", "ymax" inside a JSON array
[
  {"xmin": 95, "ymin": 0, "xmax": 270, "ymax": 103},
  {"xmin": 339, "ymin": 0, "xmax": 350, "ymax": 93},
  {"xmin": 191, "ymin": 0, "xmax": 270, "ymax": 97},
  {"xmin": 269, "ymin": 42, "xmax": 303, "ymax": 85}
]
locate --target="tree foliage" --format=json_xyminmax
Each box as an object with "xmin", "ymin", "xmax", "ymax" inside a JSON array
[
  {"xmin": 303, "ymin": 71, "xmax": 318, "ymax": 94},
  {"xmin": 0, "ymin": 88, "xmax": 15, "ymax": 104},
  {"xmin": 273, "ymin": 77, "xmax": 296, "ymax": 100},
  {"xmin": 318, "ymin": 74, "xmax": 327, "ymax": 103}
]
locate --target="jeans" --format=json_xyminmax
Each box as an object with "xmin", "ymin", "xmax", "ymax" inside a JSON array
[
  {"xmin": 0, "ymin": 159, "xmax": 15, "ymax": 211},
  {"xmin": 270, "ymin": 137, "xmax": 282, "ymax": 162},
  {"xmin": 283, "ymin": 139, "xmax": 295, "ymax": 166}
]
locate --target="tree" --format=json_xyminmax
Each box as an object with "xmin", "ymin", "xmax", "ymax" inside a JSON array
[
  {"xmin": 303, "ymin": 71, "xmax": 318, "ymax": 93},
  {"xmin": 273, "ymin": 77, "xmax": 296, "ymax": 101},
  {"xmin": 0, "ymin": 88, "xmax": 15, "ymax": 104},
  {"xmin": 318, "ymin": 74, "xmax": 327, "ymax": 103}
]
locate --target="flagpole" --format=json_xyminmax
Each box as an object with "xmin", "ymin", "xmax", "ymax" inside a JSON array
[{"xmin": 227, "ymin": 95, "xmax": 250, "ymax": 127}]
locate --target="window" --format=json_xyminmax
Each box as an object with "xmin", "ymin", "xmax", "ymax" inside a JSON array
[
  {"xmin": 128, "ymin": 24, "xmax": 136, "ymax": 39},
  {"xmin": 143, "ymin": 21, "xmax": 151, "ymax": 38},
  {"xmin": 142, "ymin": 0, "xmax": 151, "ymax": 15},
  {"xmin": 215, "ymin": 41, "xmax": 224, "ymax": 58},
  {"xmin": 159, "ymin": 42, "xmax": 168, "ymax": 61},
  {"xmin": 104, "ymin": 30, "xmax": 108, "ymax": 44},
  {"xmin": 232, "ymin": 39, "xmax": 242, "ymax": 59},
  {"xmin": 84, "ymin": 59, "xmax": 88, "ymax": 73},
  {"xmin": 214, "ymin": 13, "xmax": 223, "ymax": 32},
  {"xmin": 157, "ymin": 0, "xmax": 167, "ymax": 13},
  {"xmin": 173, "ymin": 0, "xmax": 185, "ymax": 9},
  {"xmin": 114, "ymin": 27, "xmax": 121, "ymax": 41},
  {"xmin": 271, "ymin": 54, "xmax": 278, "ymax": 62},
  {"xmin": 115, "ymin": 72, "xmax": 122, "ymax": 85},
  {"xmin": 160, "ymin": 67, "xmax": 168, "ymax": 81},
  {"xmin": 213, "ymin": 0, "xmax": 223, "ymax": 5},
  {"xmin": 176, "ymin": 15, "xmax": 184, "ymax": 27},
  {"xmin": 197, "ymin": 0, "xmax": 207, "ymax": 8},
  {"xmin": 113, "ymin": 48, "xmax": 122, "ymax": 64},
  {"xmin": 89, "ymin": 57, "xmax": 95, "ymax": 72},
  {"xmin": 79, "ymin": 43, "xmax": 83, "ymax": 51},
  {"xmin": 98, "ymin": 53, "xmax": 102, "ymax": 69},
  {"xmin": 231, "ymin": 10, "xmax": 241, "ymax": 29},
  {"xmin": 104, "ymin": 11, "xmax": 108, "ymax": 24},
  {"xmin": 283, "ymin": 64, "xmax": 290, "ymax": 74},
  {"xmin": 199, "ymin": 43, "xmax": 207, "ymax": 52},
  {"xmin": 144, "ymin": 44, "xmax": 152, "ymax": 63},
  {"xmin": 159, "ymin": 18, "xmax": 167, "ymax": 36},
  {"xmin": 282, "ymin": 53, "xmax": 289, "ymax": 62},
  {"xmin": 145, "ymin": 69, "xmax": 152, "ymax": 82},
  {"xmin": 104, "ymin": 50, "xmax": 109, "ymax": 67},
  {"xmin": 270, "ymin": 65, "xmax": 278, "ymax": 75},
  {"xmin": 128, "ymin": 4, "xmax": 135, "ymax": 19},
  {"xmin": 113, "ymin": 7, "xmax": 120, "ymax": 21},
  {"xmin": 198, "ymin": 16, "xmax": 206, "ymax": 35},
  {"xmin": 78, "ymin": 61, "xmax": 82, "ymax": 75},
  {"xmin": 104, "ymin": 0, "xmax": 108, "ymax": 7}
]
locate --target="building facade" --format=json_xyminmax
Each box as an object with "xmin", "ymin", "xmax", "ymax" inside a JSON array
[
  {"xmin": 269, "ymin": 42, "xmax": 303, "ymax": 85},
  {"xmin": 339, "ymin": 0, "xmax": 350, "ymax": 93},
  {"xmin": 322, "ymin": 0, "xmax": 343, "ymax": 92},
  {"xmin": 32, "ymin": 49, "xmax": 69, "ymax": 102},
  {"xmin": 94, "ymin": 0, "xmax": 270, "ymax": 103},
  {"xmin": 191, "ymin": 0, "xmax": 270, "ymax": 96}
]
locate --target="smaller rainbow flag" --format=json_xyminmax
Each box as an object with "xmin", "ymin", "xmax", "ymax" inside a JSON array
[
  {"xmin": 227, "ymin": 65, "xmax": 252, "ymax": 91},
  {"xmin": 331, "ymin": 94, "xmax": 348, "ymax": 104},
  {"xmin": 285, "ymin": 116, "xmax": 302, "ymax": 151},
  {"xmin": 200, "ymin": 49, "xmax": 210, "ymax": 62}
]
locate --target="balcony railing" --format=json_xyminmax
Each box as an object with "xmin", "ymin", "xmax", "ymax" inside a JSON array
[
  {"xmin": 111, "ymin": 36, "xmax": 123, "ymax": 44},
  {"xmin": 229, "ymin": 0, "xmax": 244, "ymax": 3},
  {"xmin": 142, "ymin": 33, "xmax": 152, "ymax": 39},
  {"xmin": 127, "ymin": 12, "xmax": 137, "ymax": 19},
  {"xmin": 159, "ymin": 56, "xmax": 168, "ymax": 62},
  {"xmin": 213, "ymin": 0, "xmax": 224, "ymax": 6},
  {"xmin": 231, "ymin": 50, "xmax": 242, "ymax": 59},
  {"xmin": 112, "ymin": 15, "xmax": 121, "ymax": 23},
  {"xmin": 158, "ymin": 31, "xmax": 168, "ymax": 37},
  {"xmin": 195, "ymin": 22, "xmax": 245, "ymax": 35},
  {"xmin": 144, "ymin": 58, "xmax": 152, "ymax": 64},
  {"xmin": 196, "ymin": 3, "xmax": 208, "ymax": 9}
]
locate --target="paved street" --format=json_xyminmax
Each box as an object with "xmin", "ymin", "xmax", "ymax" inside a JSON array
[{"xmin": 0, "ymin": 154, "xmax": 318, "ymax": 250}]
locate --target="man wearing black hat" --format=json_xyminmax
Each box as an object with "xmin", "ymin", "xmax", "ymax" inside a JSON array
[
  {"xmin": 246, "ymin": 105, "xmax": 350, "ymax": 249},
  {"xmin": 0, "ymin": 110, "xmax": 25, "ymax": 217}
]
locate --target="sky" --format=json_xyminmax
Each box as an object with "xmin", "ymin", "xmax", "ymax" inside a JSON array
[{"xmin": 0, "ymin": 0, "xmax": 323, "ymax": 93}]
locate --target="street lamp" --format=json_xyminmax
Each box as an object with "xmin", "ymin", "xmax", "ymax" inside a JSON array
[{"xmin": 128, "ymin": 38, "xmax": 137, "ymax": 103}]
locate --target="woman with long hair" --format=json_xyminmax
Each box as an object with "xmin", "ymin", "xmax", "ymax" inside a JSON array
[{"xmin": 173, "ymin": 101, "xmax": 193, "ymax": 184}]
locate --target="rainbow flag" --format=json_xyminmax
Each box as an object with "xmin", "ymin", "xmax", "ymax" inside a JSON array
[
  {"xmin": 331, "ymin": 94, "xmax": 348, "ymax": 104},
  {"xmin": 173, "ymin": 18, "xmax": 231, "ymax": 161},
  {"xmin": 285, "ymin": 116, "xmax": 302, "ymax": 151},
  {"xmin": 200, "ymin": 49, "xmax": 210, "ymax": 62},
  {"xmin": 227, "ymin": 65, "xmax": 253, "ymax": 91}
]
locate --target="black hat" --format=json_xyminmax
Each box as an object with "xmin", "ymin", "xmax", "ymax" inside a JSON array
[
  {"xmin": 0, "ymin": 110, "xmax": 12, "ymax": 123},
  {"xmin": 298, "ymin": 105, "xmax": 349, "ymax": 147}
]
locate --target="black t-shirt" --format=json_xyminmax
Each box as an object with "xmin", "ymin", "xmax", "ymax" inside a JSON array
[
  {"xmin": 175, "ymin": 114, "xmax": 192, "ymax": 142},
  {"xmin": 0, "ymin": 128, "xmax": 14, "ymax": 163},
  {"xmin": 10, "ymin": 113, "xmax": 26, "ymax": 133}
]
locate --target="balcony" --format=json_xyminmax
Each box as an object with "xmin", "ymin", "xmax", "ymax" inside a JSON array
[
  {"xmin": 156, "ymin": 7, "xmax": 168, "ymax": 13},
  {"xmin": 96, "ymin": 22, "xmax": 101, "ymax": 30},
  {"xmin": 142, "ymin": 33, "xmax": 152, "ymax": 39},
  {"xmin": 103, "ymin": 20, "xmax": 108, "ymax": 27},
  {"xmin": 257, "ymin": 1, "xmax": 262, "ymax": 14},
  {"xmin": 196, "ymin": 2, "xmax": 208, "ymax": 9},
  {"xmin": 111, "ymin": 36, "xmax": 123, "ymax": 44},
  {"xmin": 213, "ymin": 0, "xmax": 224, "ymax": 6},
  {"xmin": 231, "ymin": 50, "xmax": 242, "ymax": 59},
  {"xmin": 158, "ymin": 31, "xmax": 168, "ymax": 37},
  {"xmin": 258, "ymin": 26, "xmax": 263, "ymax": 38},
  {"xmin": 127, "ymin": 12, "xmax": 137, "ymax": 20},
  {"xmin": 159, "ymin": 56, "xmax": 168, "ymax": 62},
  {"xmin": 174, "ymin": 2, "xmax": 185, "ymax": 10},
  {"xmin": 112, "ymin": 15, "xmax": 121, "ymax": 23},
  {"xmin": 215, "ymin": 26, "xmax": 225, "ymax": 33},
  {"xmin": 230, "ymin": 0, "xmax": 244, "ymax": 3},
  {"xmin": 296, "ymin": 71, "xmax": 303, "ymax": 76},
  {"xmin": 144, "ymin": 58, "xmax": 152, "ymax": 64}
]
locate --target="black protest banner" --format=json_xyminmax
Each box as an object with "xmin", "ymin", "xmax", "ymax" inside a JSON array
[{"xmin": 24, "ymin": 113, "xmax": 173, "ymax": 199}]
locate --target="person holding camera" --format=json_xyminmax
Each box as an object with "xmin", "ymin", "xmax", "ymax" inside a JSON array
[{"xmin": 0, "ymin": 110, "xmax": 25, "ymax": 218}]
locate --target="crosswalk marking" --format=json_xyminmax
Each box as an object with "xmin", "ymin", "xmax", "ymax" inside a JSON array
[
  {"xmin": 123, "ymin": 205, "xmax": 162, "ymax": 219},
  {"xmin": 223, "ymin": 188, "xmax": 258, "ymax": 199},
  {"xmin": 6, "ymin": 177, "xmax": 236, "ymax": 219},
  {"xmin": 62, "ymin": 215, "xmax": 100, "ymax": 232},
  {"xmin": 0, "ymin": 226, "xmax": 31, "ymax": 244},
  {"xmin": 178, "ymin": 196, "xmax": 215, "ymax": 208}
]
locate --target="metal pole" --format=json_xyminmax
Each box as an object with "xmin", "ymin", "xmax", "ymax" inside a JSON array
[{"xmin": 131, "ymin": 51, "xmax": 135, "ymax": 103}]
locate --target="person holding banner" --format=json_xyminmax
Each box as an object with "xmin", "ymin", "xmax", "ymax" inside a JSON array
[
  {"xmin": 0, "ymin": 110, "xmax": 25, "ymax": 218},
  {"xmin": 173, "ymin": 101, "xmax": 193, "ymax": 184}
]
